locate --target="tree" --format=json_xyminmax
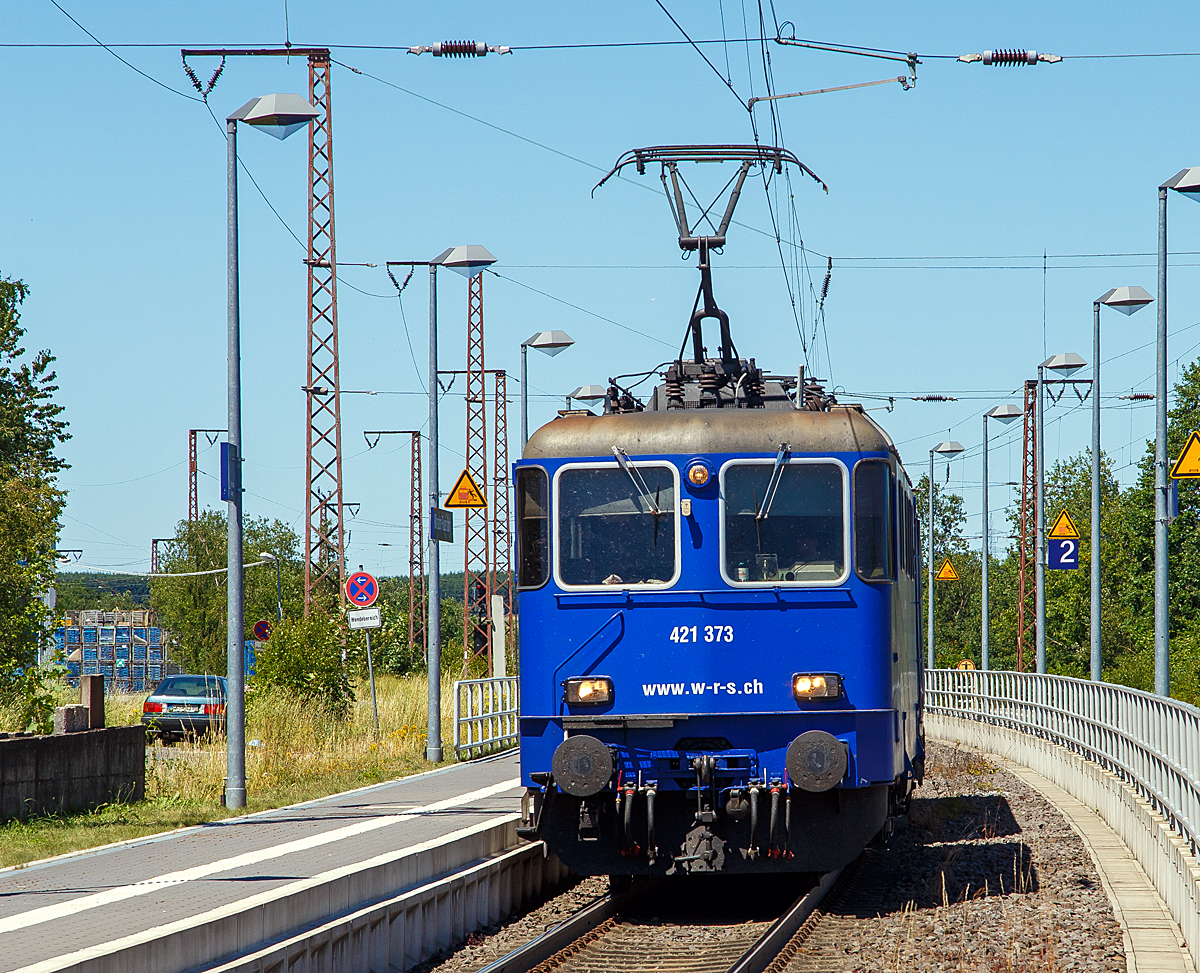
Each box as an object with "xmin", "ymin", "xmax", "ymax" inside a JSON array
[
  {"xmin": 0, "ymin": 273, "xmax": 69, "ymax": 731},
  {"xmin": 914, "ymin": 474, "xmax": 979, "ymax": 667},
  {"xmin": 150, "ymin": 512, "xmax": 303, "ymax": 673},
  {"xmin": 253, "ymin": 613, "xmax": 353, "ymax": 715}
]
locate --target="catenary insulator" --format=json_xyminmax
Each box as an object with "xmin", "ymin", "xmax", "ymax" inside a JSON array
[
  {"xmin": 410, "ymin": 41, "xmax": 511, "ymax": 57},
  {"xmin": 983, "ymin": 49, "xmax": 1038, "ymax": 66},
  {"xmin": 434, "ymin": 40, "xmax": 486, "ymax": 57}
]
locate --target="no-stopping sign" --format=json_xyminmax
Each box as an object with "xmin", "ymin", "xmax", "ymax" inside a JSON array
[{"xmin": 345, "ymin": 571, "xmax": 379, "ymax": 608}]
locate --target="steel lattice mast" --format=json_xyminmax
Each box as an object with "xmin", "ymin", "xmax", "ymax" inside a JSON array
[
  {"xmin": 179, "ymin": 46, "xmax": 346, "ymax": 616},
  {"xmin": 492, "ymin": 370, "xmax": 511, "ymax": 672},
  {"xmin": 303, "ymin": 52, "xmax": 346, "ymax": 614},
  {"xmin": 463, "ymin": 274, "xmax": 491, "ymax": 673},
  {"xmin": 409, "ymin": 431, "xmax": 427, "ymax": 661},
  {"xmin": 1017, "ymin": 379, "xmax": 1037, "ymax": 671},
  {"xmin": 188, "ymin": 429, "xmax": 226, "ymax": 523}
]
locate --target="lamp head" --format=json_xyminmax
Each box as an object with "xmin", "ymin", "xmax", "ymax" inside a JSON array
[
  {"xmin": 230, "ymin": 93, "xmax": 320, "ymax": 139},
  {"xmin": 1097, "ymin": 285, "xmax": 1154, "ymax": 315},
  {"xmin": 433, "ymin": 245, "xmax": 497, "ymax": 278},
  {"xmin": 523, "ymin": 330, "xmax": 574, "ymax": 356},
  {"xmin": 1042, "ymin": 352, "xmax": 1086, "ymax": 377},
  {"xmin": 568, "ymin": 385, "xmax": 608, "ymax": 401},
  {"xmin": 1163, "ymin": 167, "xmax": 1200, "ymax": 201},
  {"xmin": 986, "ymin": 404, "xmax": 1023, "ymax": 424},
  {"xmin": 933, "ymin": 440, "xmax": 965, "ymax": 456},
  {"xmin": 259, "ymin": 552, "xmax": 277, "ymax": 561}
]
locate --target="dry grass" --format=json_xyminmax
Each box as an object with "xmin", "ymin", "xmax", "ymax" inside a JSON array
[{"xmin": 0, "ymin": 674, "xmax": 459, "ymax": 868}]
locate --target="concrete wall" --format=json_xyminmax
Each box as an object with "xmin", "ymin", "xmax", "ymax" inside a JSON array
[
  {"xmin": 0, "ymin": 725, "xmax": 145, "ymax": 821},
  {"xmin": 50, "ymin": 815, "xmax": 570, "ymax": 973},
  {"xmin": 929, "ymin": 712, "xmax": 1200, "ymax": 972}
]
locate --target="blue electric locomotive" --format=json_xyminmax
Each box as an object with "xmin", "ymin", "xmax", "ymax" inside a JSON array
[
  {"xmin": 514, "ymin": 383, "xmax": 924, "ymax": 875},
  {"xmin": 513, "ymin": 144, "xmax": 924, "ymax": 876}
]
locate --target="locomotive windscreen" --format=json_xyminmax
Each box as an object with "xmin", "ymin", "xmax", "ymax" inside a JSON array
[
  {"xmin": 723, "ymin": 461, "xmax": 845, "ymax": 583},
  {"xmin": 557, "ymin": 464, "xmax": 678, "ymax": 587}
]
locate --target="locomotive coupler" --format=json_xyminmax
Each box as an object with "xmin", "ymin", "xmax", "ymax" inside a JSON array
[
  {"xmin": 577, "ymin": 798, "xmax": 601, "ymax": 841},
  {"xmin": 725, "ymin": 787, "xmax": 749, "ymax": 821},
  {"xmin": 768, "ymin": 779, "xmax": 782, "ymax": 857},
  {"xmin": 692, "ymin": 755, "xmax": 719, "ymax": 824},
  {"xmin": 620, "ymin": 779, "xmax": 638, "ymax": 852},
  {"xmin": 644, "ymin": 781, "xmax": 658, "ymax": 864},
  {"xmin": 747, "ymin": 781, "xmax": 762, "ymax": 858}
]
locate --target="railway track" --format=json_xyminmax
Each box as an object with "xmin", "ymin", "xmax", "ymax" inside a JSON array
[{"xmin": 476, "ymin": 866, "xmax": 852, "ymax": 973}]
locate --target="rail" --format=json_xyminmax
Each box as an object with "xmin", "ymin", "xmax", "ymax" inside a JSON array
[
  {"xmin": 927, "ymin": 669, "xmax": 1200, "ymax": 857},
  {"xmin": 453, "ymin": 676, "xmax": 519, "ymax": 759}
]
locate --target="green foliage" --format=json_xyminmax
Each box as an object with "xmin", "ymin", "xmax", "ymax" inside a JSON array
[
  {"xmin": 0, "ymin": 272, "xmax": 70, "ymax": 730},
  {"xmin": 252, "ymin": 614, "xmax": 354, "ymax": 716},
  {"xmin": 149, "ymin": 512, "xmax": 303, "ymax": 674},
  {"xmin": 54, "ymin": 573, "xmax": 149, "ymax": 612},
  {"xmin": 917, "ymin": 355, "xmax": 1200, "ymax": 706}
]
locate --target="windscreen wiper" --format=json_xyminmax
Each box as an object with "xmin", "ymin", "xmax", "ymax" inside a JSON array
[
  {"xmin": 612, "ymin": 446, "xmax": 662, "ymax": 515},
  {"xmin": 755, "ymin": 444, "xmax": 792, "ymax": 521}
]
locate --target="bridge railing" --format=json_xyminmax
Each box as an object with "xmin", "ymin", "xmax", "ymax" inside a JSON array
[
  {"xmin": 453, "ymin": 676, "xmax": 519, "ymax": 759},
  {"xmin": 927, "ymin": 668, "xmax": 1200, "ymax": 859}
]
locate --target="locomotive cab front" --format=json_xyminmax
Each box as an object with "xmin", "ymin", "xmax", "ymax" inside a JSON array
[{"xmin": 515, "ymin": 404, "xmax": 923, "ymax": 876}]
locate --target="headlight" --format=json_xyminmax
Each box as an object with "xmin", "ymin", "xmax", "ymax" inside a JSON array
[
  {"xmin": 792, "ymin": 673, "xmax": 842, "ymax": 700},
  {"xmin": 563, "ymin": 676, "xmax": 614, "ymax": 705}
]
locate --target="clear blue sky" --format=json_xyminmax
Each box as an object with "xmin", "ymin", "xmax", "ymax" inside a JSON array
[{"xmin": 5, "ymin": 1, "xmax": 1200, "ymax": 577}]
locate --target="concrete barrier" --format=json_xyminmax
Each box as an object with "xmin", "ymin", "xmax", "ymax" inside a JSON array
[
  {"xmin": 32, "ymin": 815, "xmax": 569, "ymax": 973},
  {"xmin": 0, "ymin": 725, "xmax": 144, "ymax": 821},
  {"xmin": 929, "ymin": 711, "xmax": 1200, "ymax": 972}
]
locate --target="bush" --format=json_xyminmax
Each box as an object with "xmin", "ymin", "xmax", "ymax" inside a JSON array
[{"xmin": 253, "ymin": 614, "xmax": 354, "ymax": 716}]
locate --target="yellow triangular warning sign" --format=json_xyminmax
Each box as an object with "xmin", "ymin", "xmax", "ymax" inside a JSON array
[
  {"xmin": 1048, "ymin": 509, "xmax": 1080, "ymax": 540},
  {"xmin": 444, "ymin": 468, "xmax": 487, "ymax": 509},
  {"xmin": 935, "ymin": 559, "xmax": 959, "ymax": 582},
  {"xmin": 1170, "ymin": 430, "xmax": 1200, "ymax": 479}
]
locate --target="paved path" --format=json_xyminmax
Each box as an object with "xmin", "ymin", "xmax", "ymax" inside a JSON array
[
  {"xmin": 998, "ymin": 757, "xmax": 1197, "ymax": 973},
  {"xmin": 0, "ymin": 752, "xmax": 521, "ymax": 973}
]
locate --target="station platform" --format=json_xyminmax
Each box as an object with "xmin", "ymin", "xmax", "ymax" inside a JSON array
[{"xmin": 0, "ymin": 752, "xmax": 527, "ymax": 973}]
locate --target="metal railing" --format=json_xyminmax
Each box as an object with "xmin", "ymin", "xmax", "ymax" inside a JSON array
[
  {"xmin": 927, "ymin": 668, "xmax": 1200, "ymax": 858},
  {"xmin": 453, "ymin": 676, "xmax": 519, "ymax": 759}
]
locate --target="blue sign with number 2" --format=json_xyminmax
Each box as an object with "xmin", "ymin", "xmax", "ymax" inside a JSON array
[{"xmin": 1048, "ymin": 538, "xmax": 1079, "ymax": 570}]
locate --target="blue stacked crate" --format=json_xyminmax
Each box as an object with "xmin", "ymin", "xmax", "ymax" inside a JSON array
[
  {"xmin": 147, "ymin": 664, "xmax": 162, "ymax": 681},
  {"xmin": 53, "ymin": 629, "xmax": 66, "ymax": 654}
]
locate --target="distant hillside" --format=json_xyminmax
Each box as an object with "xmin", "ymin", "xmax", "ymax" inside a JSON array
[{"xmin": 55, "ymin": 573, "xmax": 150, "ymax": 612}]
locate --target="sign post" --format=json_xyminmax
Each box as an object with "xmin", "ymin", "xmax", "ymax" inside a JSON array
[
  {"xmin": 345, "ymin": 570, "xmax": 381, "ymax": 737},
  {"xmin": 1048, "ymin": 510, "xmax": 1081, "ymax": 571}
]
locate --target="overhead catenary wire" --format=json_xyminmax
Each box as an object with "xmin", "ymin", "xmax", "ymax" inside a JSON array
[{"xmin": 12, "ymin": 35, "xmax": 1200, "ymax": 60}]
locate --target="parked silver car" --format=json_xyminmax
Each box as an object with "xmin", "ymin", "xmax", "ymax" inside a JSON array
[{"xmin": 141, "ymin": 674, "xmax": 227, "ymax": 741}]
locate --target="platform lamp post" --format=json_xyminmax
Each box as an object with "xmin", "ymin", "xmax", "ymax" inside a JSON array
[
  {"xmin": 1036, "ymin": 352, "xmax": 1087, "ymax": 676},
  {"xmin": 982, "ymin": 405, "xmax": 1022, "ymax": 671},
  {"xmin": 259, "ymin": 552, "xmax": 283, "ymax": 622},
  {"xmin": 1156, "ymin": 169, "xmax": 1200, "ymax": 696},
  {"xmin": 1091, "ymin": 288, "xmax": 1154, "ymax": 682},
  {"xmin": 223, "ymin": 92, "xmax": 320, "ymax": 810},
  {"xmin": 520, "ymin": 331, "xmax": 574, "ymax": 449},
  {"xmin": 426, "ymin": 245, "xmax": 496, "ymax": 761},
  {"xmin": 927, "ymin": 440, "xmax": 964, "ymax": 670}
]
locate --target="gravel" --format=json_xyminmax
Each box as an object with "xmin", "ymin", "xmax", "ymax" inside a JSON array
[
  {"xmin": 420, "ymin": 743, "xmax": 1128, "ymax": 973},
  {"xmin": 781, "ymin": 743, "xmax": 1126, "ymax": 972}
]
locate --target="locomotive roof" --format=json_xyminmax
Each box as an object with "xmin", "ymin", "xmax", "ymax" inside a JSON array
[{"xmin": 524, "ymin": 405, "xmax": 899, "ymax": 462}]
